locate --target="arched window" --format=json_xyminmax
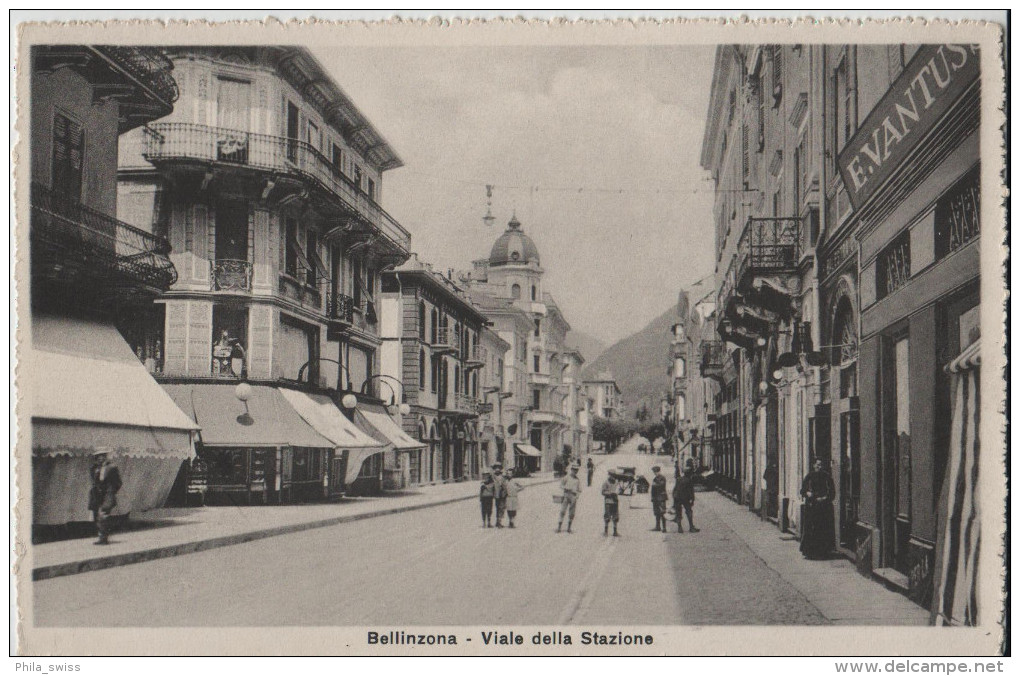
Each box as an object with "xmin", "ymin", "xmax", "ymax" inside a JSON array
[
  {"xmin": 418, "ymin": 302, "xmax": 426, "ymax": 341},
  {"xmin": 454, "ymin": 365, "xmax": 461, "ymax": 393},
  {"xmin": 676, "ymin": 394, "xmax": 686, "ymax": 420},
  {"xmin": 511, "ymin": 283, "xmax": 521, "ymax": 300},
  {"xmin": 531, "ymin": 285, "xmax": 537, "ymax": 301},
  {"xmin": 419, "ymin": 349, "xmax": 426, "ymax": 390}
]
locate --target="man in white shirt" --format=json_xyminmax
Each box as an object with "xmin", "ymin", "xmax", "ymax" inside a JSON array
[{"xmin": 556, "ymin": 465, "xmax": 582, "ymax": 533}]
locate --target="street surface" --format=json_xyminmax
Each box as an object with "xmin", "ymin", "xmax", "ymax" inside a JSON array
[{"xmin": 36, "ymin": 453, "xmax": 839, "ymax": 626}]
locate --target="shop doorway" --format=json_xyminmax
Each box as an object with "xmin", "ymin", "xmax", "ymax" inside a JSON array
[{"xmin": 833, "ymin": 299, "xmax": 861, "ymax": 549}]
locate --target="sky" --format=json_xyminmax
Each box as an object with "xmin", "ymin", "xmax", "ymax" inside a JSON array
[{"xmin": 313, "ymin": 45, "xmax": 717, "ymax": 345}]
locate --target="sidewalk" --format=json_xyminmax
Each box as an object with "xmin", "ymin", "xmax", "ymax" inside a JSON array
[
  {"xmin": 31, "ymin": 473, "xmax": 556, "ymax": 581},
  {"xmin": 702, "ymin": 491, "xmax": 930, "ymax": 625}
]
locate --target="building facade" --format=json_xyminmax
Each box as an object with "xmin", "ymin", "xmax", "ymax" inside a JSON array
[
  {"xmin": 463, "ymin": 215, "xmax": 578, "ymax": 471},
  {"xmin": 117, "ymin": 46, "xmax": 412, "ymax": 501},
  {"xmin": 28, "ymin": 45, "xmax": 200, "ymax": 531},
  {"xmin": 697, "ymin": 42, "xmax": 982, "ymax": 616},
  {"xmin": 380, "ymin": 256, "xmax": 486, "ymax": 485}
]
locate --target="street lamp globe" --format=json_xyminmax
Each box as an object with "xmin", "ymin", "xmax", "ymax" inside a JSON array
[
  {"xmin": 399, "ymin": 402, "xmax": 411, "ymax": 415},
  {"xmin": 341, "ymin": 393, "xmax": 358, "ymax": 409},
  {"xmin": 234, "ymin": 382, "xmax": 252, "ymax": 402}
]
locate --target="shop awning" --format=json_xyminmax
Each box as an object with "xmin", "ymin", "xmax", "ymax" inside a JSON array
[
  {"xmin": 27, "ymin": 315, "xmax": 198, "ymax": 459},
  {"xmin": 354, "ymin": 403, "xmax": 425, "ymax": 452},
  {"xmin": 932, "ymin": 339, "xmax": 981, "ymax": 626},
  {"xmin": 279, "ymin": 389, "xmax": 382, "ymax": 448},
  {"xmin": 162, "ymin": 383, "xmax": 333, "ymax": 449},
  {"xmin": 279, "ymin": 389, "xmax": 387, "ymax": 485},
  {"xmin": 514, "ymin": 443, "xmax": 542, "ymax": 457}
]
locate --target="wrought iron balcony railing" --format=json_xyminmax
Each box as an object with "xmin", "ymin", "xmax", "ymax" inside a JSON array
[
  {"xmin": 432, "ymin": 325, "xmax": 454, "ymax": 349},
  {"xmin": 95, "ymin": 45, "xmax": 179, "ymax": 107},
  {"xmin": 144, "ymin": 123, "xmax": 411, "ymax": 254},
  {"xmin": 736, "ymin": 217, "xmax": 801, "ymax": 283},
  {"xmin": 30, "ymin": 182, "xmax": 177, "ymax": 290},
  {"xmin": 701, "ymin": 340, "xmax": 729, "ymax": 376},
  {"xmin": 211, "ymin": 259, "xmax": 253, "ymax": 292},
  {"xmin": 326, "ymin": 291, "xmax": 356, "ymax": 324},
  {"xmin": 465, "ymin": 344, "xmax": 485, "ymax": 365}
]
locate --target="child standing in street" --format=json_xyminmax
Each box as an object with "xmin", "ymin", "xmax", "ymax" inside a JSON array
[
  {"xmin": 601, "ymin": 474, "xmax": 620, "ymax": 537},
  {"xmin": 479, "ymin": 473, "xmax": 495, "ymax": 527}
]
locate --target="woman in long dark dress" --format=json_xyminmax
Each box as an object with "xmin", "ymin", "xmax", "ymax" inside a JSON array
[{"xmin": 800, "ymin": 458, "xmax": 836, "ymax": 559}]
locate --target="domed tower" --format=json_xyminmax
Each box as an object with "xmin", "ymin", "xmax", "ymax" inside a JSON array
[{"xmin": 486, "ymin": 214, "xmax": 544, "ymax": 310}]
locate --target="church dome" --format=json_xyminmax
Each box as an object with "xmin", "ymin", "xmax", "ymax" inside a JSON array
[{"xmin": 488, "ymin": 215, "xmax": 540, "ymax": 267}]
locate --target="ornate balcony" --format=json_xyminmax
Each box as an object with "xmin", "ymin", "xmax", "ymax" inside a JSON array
[
  {"xmin": 701, "ymin": 340, "xmax": 729, "ymax": 382},
  {"xmin": 34, "ymin": 46, "xmax": 177, "ymax": 132},
  {"xmin": 718, "ymin": 216, "xmax": 802, "ymax": 347},
  {"xmin": 464, "ymin": 344, "xmax": 486, "ymax": 369},
  {"xmin": 211, "ymin": 259, "xmax": 253, "ymax": 293},
  {"xmin": 143, "ymin": 123, "xmax": 411, "ymax": 255},
  {"xmin": 30, "ymin": 182, "xmax": 177, "ymax": 295},
  {"xmin": 431, "ymin": 326, "xmax": 457, "ymax": 355}
]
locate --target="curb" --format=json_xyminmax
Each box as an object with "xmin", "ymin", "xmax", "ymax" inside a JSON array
[{"xmin": 32, "ymin": 478, "xmax": 558, "ymax": 581}]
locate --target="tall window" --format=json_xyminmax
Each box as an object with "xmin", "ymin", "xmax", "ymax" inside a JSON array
[
  {"xmin": 833, "ymin": 53, "xmax": 856, "ymax": 155},
  {"xmin": 430, "ymin": 308, "xmax": 439, "ymax": 344},
  {"xmin": 418, "ymin": 302, "xmax": 427, "ymax": 341},
  {"xmin": 532, "ymin": 389, "xmax": 541, "ymax": 409},
  {"xmin": 279, "ymin": 316, "xmax": 317, "ymax": 382},
  {"xmin": 419, "ymin": 349, "xmax": 426, "ymax": 390},
  {"xmin": 331, "ymin": 143, "xmax": 343, "ymax": 171},
  {"xmin": 216, "ymin": 77, "xmax": 251, "ymax": 131},
  {"xmin": 367, "ymin": 178, "xmax": 376, "ymax": 201},
  {"xmin": 354, "ymin": 165, "xmax": 364, "ymax": 190},
  {"xmin": 285, "ymin": 218, "xmax": 299, "ymax": 278},
  {"xmin": 533, "ymin": 354, "xmax": 541, "ymax": 373},
  {"xmin": 305, "ymin": 229, "xmax": 319, "ymax": 287},
  {"xmin": 511, "ymin": 283, "xmax": 521, "ymax": 300},
  {"xmin": 531, "ymin": 285, "xmax": 537, "ymax": 301},
  {"xmin": 52, "ymin": 112, "xmax": 84, "ymax": 200},
  {"xmin": 430, "ymin": 356, "xmax": 439, "ymax": 393},
  {"xmin": 534, "ymin": 318, "xmax": 541, "ymax": 337}
]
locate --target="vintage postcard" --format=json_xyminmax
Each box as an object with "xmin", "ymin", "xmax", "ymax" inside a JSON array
[{"xmin": 11, "ymin": 15, "xmax": 1007, "ymax": 657}]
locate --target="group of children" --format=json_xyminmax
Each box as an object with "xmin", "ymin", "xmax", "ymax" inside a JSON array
[
  {"xmin": 479, "ymin": 463, "xmax": 522, "ymax": 528},
  {"xmin": 479, "ymin": 459, "xmax": 702, "ymax": 537}
]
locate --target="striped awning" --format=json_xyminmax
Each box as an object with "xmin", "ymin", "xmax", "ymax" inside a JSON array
[
  {"xmin": 945, "ymin": 339, "xmax": 981, "ymax": 373},
  {"xmin": 931, "ymin": 339, "xmax": 980, "ymax": 626}
]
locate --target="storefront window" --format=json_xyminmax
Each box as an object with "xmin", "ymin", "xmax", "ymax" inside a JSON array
[
  {"xmin": 894, "ymin": 337, "xmax": 912, "ymax": 521},
  {"xmin": 279, "ymin": 316, "xmax": 316, "ymax": 382},
  {"xmin": 877, "ymin": 231, "xmax": 911, "ymax": 299},
  {"xmin": 935, "ymin": 167, "xmax": 980, "ymax": 260}
]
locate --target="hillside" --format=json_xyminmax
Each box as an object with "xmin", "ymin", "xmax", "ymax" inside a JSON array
[
  {"xmin": 581, "ymin": 305, "xmax": 674, "ymax": 418},
  {"xmin": 565, "ymin": 330, "xmax": 607, "ymax": 364}
]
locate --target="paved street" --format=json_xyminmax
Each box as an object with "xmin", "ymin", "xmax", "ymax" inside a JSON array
[{"xmin": 34, "ymin": 453, "xmax": 926, "ymax": 627}]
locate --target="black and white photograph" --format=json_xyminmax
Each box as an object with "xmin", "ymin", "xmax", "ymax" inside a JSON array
[{"xmin": 11, "ymin": 14, "xmax": 1007, "ymax": 659}]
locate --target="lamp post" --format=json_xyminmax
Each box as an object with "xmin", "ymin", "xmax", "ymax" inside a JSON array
[{"xmin": 360, "ymin": 373, "xmax": 411, "ymax": 415}]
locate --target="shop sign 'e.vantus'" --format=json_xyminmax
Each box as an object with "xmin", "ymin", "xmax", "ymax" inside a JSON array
[{"xmin": 838, "ymin": 44, "xmax": 980, "ymax": 211}]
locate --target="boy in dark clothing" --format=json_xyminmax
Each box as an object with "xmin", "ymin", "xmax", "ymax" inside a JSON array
[
  {"xmin": 650, "ymin": 466, "xmax": 668, "ymax": 531},
  {"xmin": 672, "ymin": 464, "xmax": 700, "ymax": 533},
  {"xmin": 601, "ymin": 474, "xmax": 620, "ymax": 536},
  {"xmin": 88, "ymin": 452, "xmax": 122, "ymax": 545}
]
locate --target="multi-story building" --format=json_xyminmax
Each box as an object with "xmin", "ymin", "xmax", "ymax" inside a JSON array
[
  {"xmin": 463, "ymin": 215, "xmax": 577, "ymax": 470},
  {"xmin": 467, "ymin": 288, "xmax": 536, "ymax": 472},
  {"xmin": 561, "ymin": 348, "xmax": 591, "ymax": 457},
  {"xmin": 117, "ymin": 46, "xmax": 411, "ymax": 501},
  {"xmin": 476, "ymin": 325, "xmax": 512, "ymax": 471},
  {"xmin": 701, "ymin": 44, "xmax": 826, "ymax": 513},
  {"xmin": 698, "ymin": 42, "xmax": 982, "ymax": 618},
  {"xmin": 585, "ymin": 373, "xmax": 622, "ymax": 420},
  {"xmin": 27, "ymin": 45, "xmax": 200, "ymax": 531},
  {"xmin": 380, "ymin": 255, "xmax": 486, "ymax": 485},
  {"xmin": 828, "ymin": 44, "xmax": 981, "ymax": 613}
]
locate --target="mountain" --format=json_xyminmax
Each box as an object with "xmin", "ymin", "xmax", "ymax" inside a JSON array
[
  {"xmin": 565, "ymin": 330, "xmax": 608, "ymax": 364},
  {"xmin": 581, "ymin": 305, "xmax": 675, "ymax": 419}
]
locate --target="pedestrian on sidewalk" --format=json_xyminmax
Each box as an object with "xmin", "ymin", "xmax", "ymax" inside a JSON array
[
  {"xmin": 556, "ymin": 465, "xmax": 581, "ymax": 533},
  {"xmin": 601, "ymin": 474, "xmax": 620, "ymax": 537},
  {"xmin": 88, "ymin": 451, "xmax": 122, "ymax": 545},
  {"xmin": 504, "ymin": 473, "xmax": 523, "ymax": 528},
  {"xmin": 586, "ymin": 457, "xmax": 595, "ymax": 487},
  {"xmin": 672, "ymin": 461, "xmax": 699, "ymax": 533},
  {"xmin": 492, "ymin": 464, "xmax": 508, "ymax": 528},
  {"xmin": 799, "ymin": 458, "xmax": 835, "ymax": 559},
  {"xmin": 651, "ymin": 466, "xmax": 668, "ymax": 531},
  {"xmin": 479, "ymin": 473, "xmax": 495, "ymax": 527}
]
